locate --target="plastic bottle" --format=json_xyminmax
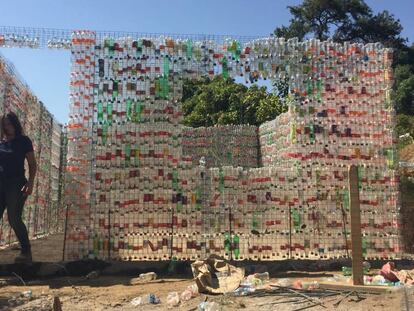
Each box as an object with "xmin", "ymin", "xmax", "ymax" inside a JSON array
[
  {"xmin": 167, "ymin": 292, "xmax": 180, "ymax": 308},
  {"xmin": 342, "ymin": 266, "xmax": 352, "ymax": 276},
  {"xmin": 186, "ymin": 39, "xmax": 193, "ymax": 59},
  {"xmin": 233, "ymin": 235, "xmax": 240, "ymax": 259},
  {"xmin": 255, "ymin": 272, "xmax": 269, "ymax": 282},
  {"xmin": 138, "ymin": 272, "xmax": 157, "ymax": 282},
  {"xmin": 180, "ymin": 289, "xmax": 192, "ymax": 302},
  {"xmin": 198, "ymin": 301, "xmax": 220, "ymax": 311},
  {"xmin": 97, "ymin": 101, "xmax": 103, "ymax": 123}
]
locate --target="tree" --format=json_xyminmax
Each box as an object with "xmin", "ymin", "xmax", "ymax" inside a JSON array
[
  {"xmin": 275, "ymin": 0, "xmax": 406, "ymax": 48},
  {"xmin": 393, "ymin": 44, "xmax": 414, "ymax": 115},
  {"xmin": 182, "ymin": 76, "xmax": 287, "ymax": 127}
]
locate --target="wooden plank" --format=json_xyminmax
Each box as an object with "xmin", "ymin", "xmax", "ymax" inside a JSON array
[
  {"xmin": 349, "ymin": 165, "xmax": 363, "ymax": 285},
  {"xmin": 318, "ymin": 282, "xmax": 391, "ymax": 294}
]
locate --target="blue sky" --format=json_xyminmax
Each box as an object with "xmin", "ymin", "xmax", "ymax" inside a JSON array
[{"xmin": 1, "ymin": 0, "xmax": 413, "ymax": 123}]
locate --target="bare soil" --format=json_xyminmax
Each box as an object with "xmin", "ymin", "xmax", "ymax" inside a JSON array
[
  {"xmin": 0, "ymin": 234, "xmax": 409, "ymax": 311},
  {"xmin": 0, "ymin": 274, "xmax": 407, "ymax": 311}
]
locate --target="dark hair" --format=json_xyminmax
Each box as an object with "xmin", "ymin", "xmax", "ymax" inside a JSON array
[{"xmin": 1, "ymin": 112, "xmax": 24, "ymax": 140}]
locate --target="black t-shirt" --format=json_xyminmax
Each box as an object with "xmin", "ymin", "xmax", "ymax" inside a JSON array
[{"xmin": 0, "ymin": 135, "xmax": 34, "ymax": 179}]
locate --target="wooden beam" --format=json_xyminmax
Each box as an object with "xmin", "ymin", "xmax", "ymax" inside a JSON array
[
  {"xmin": 349, "ymin": 165, "xmax": 364, "ymax": 285},
  {"xmin": 318, "ymin": 283, "xmax": 390, "ymax": 294}
]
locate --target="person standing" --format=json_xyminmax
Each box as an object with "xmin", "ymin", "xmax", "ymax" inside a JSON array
[{"xmin": 0, "ymin": 112, "xmax": 37, "ymax": 263}]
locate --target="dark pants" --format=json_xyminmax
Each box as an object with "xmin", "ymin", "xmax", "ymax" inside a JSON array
[{"xmin": 0, "ymin": 176, "xmax": 31, "ymax": 253}]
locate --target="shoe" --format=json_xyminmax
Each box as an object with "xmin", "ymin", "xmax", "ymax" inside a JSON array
[{"xmin": 14, "ymin": 252, "xmax": 32, "ymax": 264}]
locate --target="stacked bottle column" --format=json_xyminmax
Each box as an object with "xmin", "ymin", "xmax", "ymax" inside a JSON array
[
  {"xmin": 23, "ymin": 93, "xmax": 42, "ymax": 240},
  {"xmin": 63, "ymin": 30, "xmax": 96, "ymax": 260},
  {"xmin": 33, "ymin": 106, "xmax": 52, "ymax": 237},
  {"xmin": 59, "ymin": 126, "xmax": 68, "ymax": 233},
  {"xmin": 50, "ymin": 120, "xmax": 63, "ymax": 233},
  {"xmin": 87, "ymin": 36, "xmax": 185, "ymax": 261}
]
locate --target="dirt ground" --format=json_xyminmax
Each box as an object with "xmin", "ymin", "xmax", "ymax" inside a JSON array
[
  {"xmin": 0, "ymin": 234, "xmax": 411, "ymax": 311},
  {"xmin": 0, "ymin": 274, "xmax": 407, "ymax": 311}
]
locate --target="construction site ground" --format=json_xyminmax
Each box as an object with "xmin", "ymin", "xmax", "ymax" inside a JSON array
[{"xmin": 0, "ymin": 234, "xmax": 412, "ymax": 311}]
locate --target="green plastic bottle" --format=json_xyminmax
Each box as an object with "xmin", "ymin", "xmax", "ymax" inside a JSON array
[
  {"xmin": 176, "ymin": 200, "xmax": 183, "ymax": 213},
  {"xmin": 113, "ymin": 80, "xmax": 119, "ymax": 98},
  {"xmin": 306, "ymin": 79, "xmax": 313, "ymax": 95},
  {"xmin": 309, "ymin": 124, "xmax": 315, "ymax": 144},
  {"xmin": 233, "ymin": 235, "xmax": 240, "ymax": 259},
  {"xmin": 386, "ymin": 149, "xmax": 395, "ymax": 169},
  {"xmin": 186, "ymin": 39, "xmax": 193, "ymax": 59},
  {"xmin": 136, "ymin": 40, "xmax": 143, "ymax": 56},
  {"xmin": 102, "ymin": 123, "xmax": 108, "ymax": 146},
  {"xmin": 126, "ymin": 99, "xmax": 133, "ymax": 121},
  {"xmin": 107, "ymin": 102, "xmax": 113, "ymax": 125},
  {"xmin": 291, "ymin": 208, "xmax": 301, "ymax": 230},
  {"xmin": 172, "ymin": 169, "xmax": 178, "ymax": 191},
  {"xmin": 161, "ymin": 76, "xmax": 169, "ymax": 99},
  {"xmin": 97, "ymin": 101, "xmax": 104, "ymax": 124},
  {"xmin": 316, "ymin": 79, "xmax": 322, "ymax": 100},
  {"xmin": 357, "ymin": 166, "xmax": 363, "ymax": 190},
  {"xmin": 252, "ymin": 211, "xmax": 258, "ymax": 230},
  {"xmin": 343, "ymin": 190, "xmax": 349, "ymax": 211},
  {"xmin": 163, "ymin": 56, "xmax": 170, "ymax": 76},
  {"xmin": 224, "ymin": 232, "xmax": 231, "ymax": 253},
  {"xmin": 227, "ymin": 152, "xmax": 232, "ymax": 162},
  {"xmin": 258, "ymin": 62, "xmax": 264, "ymax": 72},
  {"xmin": 221, "ymin": 57, "xmax": 229, "ymax": 78},
  {"xmin": 155, "ymin": 78, "xmax": 161, "ymax": 98},
  {"xmin": 134, "ymin": 148, "xmax": 140, "ymax": 167},
  {"xmin": 229, "ymin": 40, "xmax": 241, "ymax": 60},
  {"xmin": 108, "ymin": 38, "xmax": 115, "ymax": 56}
]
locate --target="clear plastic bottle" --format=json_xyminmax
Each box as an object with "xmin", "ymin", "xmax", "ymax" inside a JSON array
[{"xmin": 167, "ymin": 292, "xmax": 180, "ymax": 308}]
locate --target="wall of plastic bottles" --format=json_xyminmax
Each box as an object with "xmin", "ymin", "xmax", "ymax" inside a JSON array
[
  {"xmin": 182, "ymin": 126, "xmax": 259, "ymax": 168},
  {"xmin": 0, "ymin": 54, "xmax": 64, "ymax": 247},
  {"xmin": 64, "ymin": 32, "xmax": 400, "ymax": 261}
]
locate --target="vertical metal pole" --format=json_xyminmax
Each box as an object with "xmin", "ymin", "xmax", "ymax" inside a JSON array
[{"xmin": 349, "ymin": 165, "xmax": 363, "ymax": 285}]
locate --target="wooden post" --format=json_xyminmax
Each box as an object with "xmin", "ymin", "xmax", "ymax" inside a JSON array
[{"xmin": 349, "ymin": 165, "xmax": 364, "ymax": 285}]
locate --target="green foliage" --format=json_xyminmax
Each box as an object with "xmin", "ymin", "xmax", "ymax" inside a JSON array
[
  {"xmin": 275, "ymin": 0, "xmax": 406, "ymax": 48},
  {"xmin": 393, "ymin": 44, "xmax": 414, "ymax": 116},
  {"xmin": 396, "ymin": 114, "xmax": 414, "ymax": 142},
  {"xmin": 394, "ymin": 76, "xmax": 414, "ymax": 115},
  {"xmin": 182, "ymin": 76, "xmax": 287, "ymax": 127}
]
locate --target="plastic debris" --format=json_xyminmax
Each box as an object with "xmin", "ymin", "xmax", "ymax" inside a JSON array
[
  {"xmin": 21, "ymin": 290, "xmax": 32, "ymax": 299},
  {"xmin": 85, "ymin": 271, "xmax": 100, "ymax": 279},
  {"xmin": 167, "ymin": 292, "xmax": 180, "ymax": 308},
  {"xmin": 130, "ymin": 272, "xmax": 157, "ymax": 284},
  {"xmin": 131, "ymin": 294, "xmax": 160, "ymax": 306},
  {"xmin": 180, "ymin": 284, "xmax": 199, "ymax": 301},
  {"xmin": 198, "ymin": 301, "xmax": 220, "ymax": 311}
]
